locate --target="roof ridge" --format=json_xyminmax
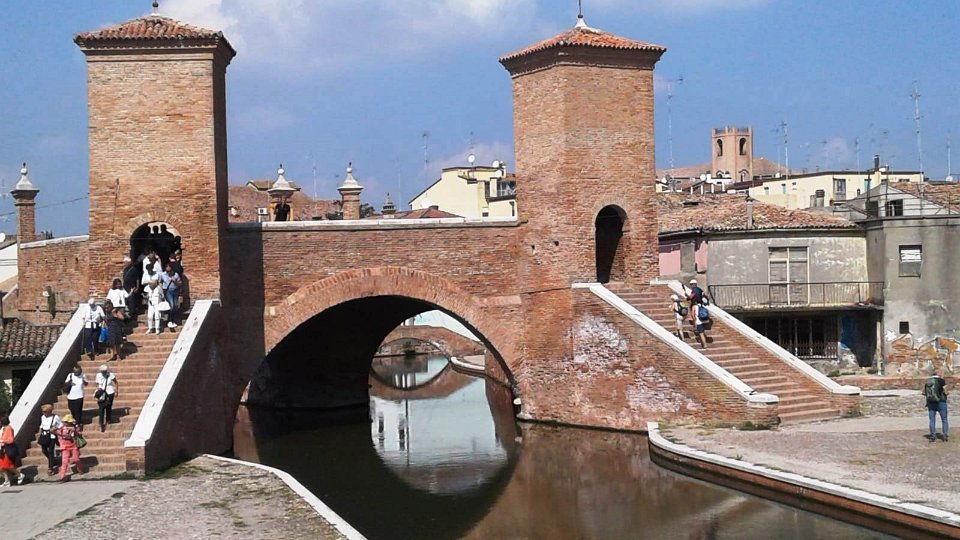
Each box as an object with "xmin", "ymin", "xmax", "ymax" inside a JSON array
[{"xmin": 500, "ymin": 23, "xmax": 665, "ymax": 63}]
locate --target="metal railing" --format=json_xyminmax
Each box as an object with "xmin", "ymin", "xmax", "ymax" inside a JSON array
[{"xmin": 708, "ymin": 282, "xmax": 884, "ymax": 310}]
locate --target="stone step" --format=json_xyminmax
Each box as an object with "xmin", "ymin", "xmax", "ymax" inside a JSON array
[{"xmin": 779, "ymin": 408, "xmax": 842, "ymax": 424}]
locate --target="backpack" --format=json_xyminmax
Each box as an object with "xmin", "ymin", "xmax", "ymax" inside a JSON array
[
  {"xmin": 675, "ymin": 302, "xmax": 688, "ymax": 317},
  {"xmin": 697, "ymin": 305, "xmax": 710, "ymax": 321},
  {"xmin": 923, "ymin": 377, "xmax": 946, "ymax": 404}
]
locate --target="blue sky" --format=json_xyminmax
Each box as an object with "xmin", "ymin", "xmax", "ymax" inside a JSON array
[{"xmin": 1, "ymin": 0, "xmax": 958, "ymax": 236}]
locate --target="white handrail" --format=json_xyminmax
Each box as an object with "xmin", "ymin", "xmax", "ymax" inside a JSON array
[
  {"xmin": 573, "ymin": 283, "xmax": 777, "ymax": 405},
  {"xmin": 126, "ymin": 299, "xmax": 219, "ymax": 448},
  {"xmin": 662, "ymin": 280, "xmax": 859, "ymax": 395},
  {"xmin": 10, "ymin": 306, "xmax": 85, "ymax": 437}
]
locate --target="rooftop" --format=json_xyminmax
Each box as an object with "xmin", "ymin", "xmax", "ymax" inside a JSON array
[
  {"xmin": 0, "ymin": 319, "xmax": 64, "ymax": 364},
  {"xmin": 227, "ymin": 185, "xmax": 338, "ymax": 223},
  {"xmin": 74, "ymin": 14, "xmax": 235, "ymax": 56},
  {"xmin": 500, "ymin": 17, "xmax": 665, "ymax": 63},
  {"xmin": 657, "ymin": 193, "xmax": 859, "ymax": 234},
  {"xmin": 367, "ymin": 207, "xmax": 463, "ymax": 220},
  {"xmin": 883, "ymin": 182, "xmax": 960, "ymax": 210}
]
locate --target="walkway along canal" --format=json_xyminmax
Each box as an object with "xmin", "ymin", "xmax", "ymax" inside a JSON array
[{"xmin": 233, "ymin": 356, "xmax": 891, "ymax": 539}]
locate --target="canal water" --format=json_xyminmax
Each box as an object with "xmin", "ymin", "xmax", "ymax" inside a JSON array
[{"xmin": 234, "ymin": 356, "xmax": 891, "ymax": 539}]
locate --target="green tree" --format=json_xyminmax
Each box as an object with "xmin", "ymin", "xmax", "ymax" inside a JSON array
[{"xmin": 0, "ymin": 380, "xmax": 12, "ymax": 416}]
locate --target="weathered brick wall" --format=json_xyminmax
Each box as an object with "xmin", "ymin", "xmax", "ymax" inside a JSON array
[
  {"xmin": 514, "ymin": 289, "xmax": 775, "ymax": 430},
  {"xmin": 82, "ymin": 47, "xmax": 231, "ymax": 301},
  {"xmin": 17, "ymin": 237, "xmax": 90, "ymax": 324}
]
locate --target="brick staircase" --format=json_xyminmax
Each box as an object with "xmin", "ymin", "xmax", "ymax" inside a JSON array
[
  {"xmin": 20, "ymin": 318, "xmax": 179, "ymax": 479},
  {"xmin": 607, "ymin": 283, "xmax": 843, "ymax": 424}
]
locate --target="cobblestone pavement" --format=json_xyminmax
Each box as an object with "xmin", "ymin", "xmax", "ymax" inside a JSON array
[
  {"xmin": 33, "ymin": 457, "xmax": 346, "ymax": 540},
  {"xmin": 667, "ymin": 393, "xmax": 959, "ymax": 514}
]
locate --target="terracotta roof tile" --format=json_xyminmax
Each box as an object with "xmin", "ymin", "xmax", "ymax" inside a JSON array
[
  {"xmin": 369, "ymin": 208, "xmax": 463, "ymax": 220},
  {"xmin": 657, "ymin": 193, "xmax": 858, "ymax": 234},
  {"xmin": 891, "ymin": 183, "xmax": 960, "ymax": 210},
  {"xmin": 500, "ymin": 22, "xmax": 665, "ymax": 63},
  {"xmin": 75, "ymin": 15, "xmax": 229, "ymax": 49},
  {"xmin": 0, "ymin": 319, "xmax": 63, "ymax": 363}
]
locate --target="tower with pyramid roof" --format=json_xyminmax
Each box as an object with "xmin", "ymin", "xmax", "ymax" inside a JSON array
[{"xmin": 75, "ymin": 3, "xmax": 236, "ymax": 298}]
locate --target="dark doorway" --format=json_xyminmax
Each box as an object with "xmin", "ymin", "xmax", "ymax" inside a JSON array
[
  {"xmin": 129, "ymin": 222, "xmax": 181, "ymax": 265},
  {"xmin": 595, "ymin": 205, "xmax": 626, "ymax": 284}
]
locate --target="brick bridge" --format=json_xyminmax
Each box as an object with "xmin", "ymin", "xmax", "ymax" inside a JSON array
[{"xmin": 12, "ymin": 12, "xmax": 859, "ymax": 473}]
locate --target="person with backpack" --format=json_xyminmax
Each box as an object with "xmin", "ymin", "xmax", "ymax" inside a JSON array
[
  {"xmin": 669, "ymin": 294, "xmax": 687, "ymax": 339},
  {"xmin": 95, "ymin": 364, "xmax": 119, "ymax": 432},
  {"xmin": 686, "ymin": 279, "xmax": 705, "ymax": 325},
  {"xmin": 37, "ymin": 404, "xmax": 62, "ymax": 475},
  {"xmin": 0, "ymin": 415, "xmax": 26, "ymax": 487},
  {"xmin": 694, "ymin": 302, "xmax": 710, "ymax": 350},
  {"xmin": 923, "ymin": 369, "xmax": 949, "ymax": 442}
]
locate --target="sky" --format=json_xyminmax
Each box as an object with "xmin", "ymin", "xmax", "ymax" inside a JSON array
[{"xmin": 0, "ymin": 0, "xmax": 958, "ymax": 237}]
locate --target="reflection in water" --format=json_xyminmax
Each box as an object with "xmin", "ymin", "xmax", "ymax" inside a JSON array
[{"xmin": 234, "ymin": 357, "xmax": 890, "ymax": 540}]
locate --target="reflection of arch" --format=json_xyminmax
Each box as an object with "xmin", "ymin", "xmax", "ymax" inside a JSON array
[
  {"xmin": 369, "ymin": 362, "xmax": 476, "ymax": 400},
  {"xmin": 263, "ymin": 267, "xmax": 517, "ymax": 386},
  {"xmin": 595, "ymin": 205, "xmax": 627, "ymax": 284}
]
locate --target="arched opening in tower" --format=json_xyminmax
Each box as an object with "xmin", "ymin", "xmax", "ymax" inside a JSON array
[
  {"xmin": 129, "ymin": 221, "xmax": 181, "ymax": 266},
  {"xmin": 595, "ymin": 205, "xmax": 627, "ymax": 284}
]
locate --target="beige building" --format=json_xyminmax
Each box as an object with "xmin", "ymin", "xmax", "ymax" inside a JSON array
[
  {"xmin": 742, "ymin": 168, "xmax": 925, "ymax": 210},
  {"xmin": 409, "ymin": 164, "xmax": 517, "ymax": 218}
]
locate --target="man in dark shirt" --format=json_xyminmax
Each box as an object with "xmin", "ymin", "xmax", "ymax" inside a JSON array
[
  {"xmin": 924, "ymin": 369, "xmax": 949, "ymax": 442},
  {"xmin": 122, "ymin": 256, "xmax": 142, "ymax": 314}
]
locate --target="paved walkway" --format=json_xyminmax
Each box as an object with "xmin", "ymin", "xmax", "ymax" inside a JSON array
[
  {"xmin": 665, "ymin": 392, "xmax": 958, "ymax": 514},
  {"xmin": 0, "ymin": 480, "xmax": 134, "ymax": 540}
]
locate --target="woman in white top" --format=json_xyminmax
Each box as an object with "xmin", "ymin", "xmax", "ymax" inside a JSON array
[
  {"xmin": 144, "ymin": 277, "xmax": 164, "ymax": 334},
  {"xmin": 37, "ymin": 404, "xmax": 62, "ymax": 474},
  {"xmin": 64, "ymin": 364, "xmax": 88, "ymax": 429},
  {"xmin": 106, "ymin": 278, "xmax": 129, "ymax": 314},
  {"xmin": 95, "ymin": 365, "xmax": 119, "ymax": 432}
]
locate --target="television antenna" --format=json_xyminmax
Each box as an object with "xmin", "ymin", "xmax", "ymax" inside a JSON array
[
  {"xmin": 664, "ymin": 75, "xmax": 684, "ymax": 171},
  {"xmin": 421, "ymin": 131, "xmax": 430, "ymax": 180},
  {"xmin": 911, "ymin": 81, "xmax": 924, "ymax": 176},
  {"xmin": 947, "ymin": 133, "xmax": 953, "ymax": 177},
  {"xmin": 780, "ymin": 120, "xmax": 790, "ymax": 180}
]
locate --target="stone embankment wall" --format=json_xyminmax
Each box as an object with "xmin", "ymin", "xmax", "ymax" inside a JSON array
[
  {"xmin": 17, "ymin": 236, "xmax": 89, "ymax": 324},
  {"xmin": 514, "ymin": 289, "xmax": 776, "ymax": 430}
]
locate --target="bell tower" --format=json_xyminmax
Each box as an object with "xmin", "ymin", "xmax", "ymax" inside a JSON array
[{"xmin": 75, "ymin": 5, "xmax": 235, "ymax": 299}]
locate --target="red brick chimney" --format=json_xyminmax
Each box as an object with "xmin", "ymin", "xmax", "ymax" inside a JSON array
[
  {"xmin": 337, "ymin": 163, "xmax": 364, "ymax": 220},
  {"xmin": 11, "ymin": 162, "xmax": 39, "ymax": 244}
]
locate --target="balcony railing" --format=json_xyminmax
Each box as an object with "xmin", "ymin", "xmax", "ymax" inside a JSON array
[{"xmin": 708, "ymin": 282, "xmax": 884, "ymax": 310}]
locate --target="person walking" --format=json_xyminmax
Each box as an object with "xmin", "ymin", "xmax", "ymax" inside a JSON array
[
  {"xmin": 95, "ymin": 364, "xmax": 119, "ymax": 432},
  {"xmin": 64, "ymin": 363, "xmax": 88, "ymax": 428},
  {"xmin": 693, "ymin": 302, "xmax": 710, "ymax": 350},
  {"xmin": 0, "ymin": 415, "xmax": 26, "ymax": 487},
  {"xmin": 106, "ymin": 278, "xmax": 129, "ymax": 319},
  {"xmin": 37, "ymin": 404, "xmax": 62, "ymax": 475},
  {"xmin": 144, "ymin": 277, "xmax": 164, "ymax": 334},
  {"xmin": 686, "ymin": 279, "xmax": 705, "ymax": 325},
  {"xmin": 923, "ymin": 369, "xmax": 949, "ymax": 442},
  {"xmin": 669, "ymin": 294, "xmax": 687, "ymax": 340},
  {"xmin": 81, "ymin": 298, "xmax": 105, "ymax": 360},
  {"xmin": 122, "ymin": 256, "xmax": 142, "ymax": 315},
  {"xmin": 105, "ymin": 307, "xmax": 125, "ymax": 361},
  {"xmin": 161, "ymin": 263, "xmax": 183, "ymax": 329},
  {"xmin": 55, "ymin": 415, "xmax": 85, "ymax": 481}
]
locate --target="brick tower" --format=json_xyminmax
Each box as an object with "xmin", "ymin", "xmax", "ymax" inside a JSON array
[
  {"xmin": 11, "ymin": 163, "xmax": 40, "ymax": 244},
  {"xmin": 501, "ymin": 15, "xmax": 665, "ymax": 289},
  {"xmin": 75, "ymin": 6, "xmax": 235, "ymax": 299}
]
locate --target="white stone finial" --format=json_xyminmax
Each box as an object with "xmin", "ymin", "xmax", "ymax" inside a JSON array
[
  {"xmin": 152, "ymin": 1, "xmax": 160, "ymax": 16},
  {"xmin": 268, "ymin": 163, "xmax": 295, "ymax": 199},
  {"xmin": 339, "ymin": 162, "xmax": 362, "ymax": 190},
  {"xmin": 14, "ymin": 162, "xmax": 37, "ymax": 191}
]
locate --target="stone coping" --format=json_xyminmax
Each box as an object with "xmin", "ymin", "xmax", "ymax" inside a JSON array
[
  {"xmin": 203, "ymin": 455, "xmax": 366, "ymax": 540},
  {"xmin": 660, "ymin": 279, "xmax": 860, "ymax": 396},
  {"xmin": 647, "ymin": 422, "xmax": 960, "ymax": 538},
  {"xmin": 20, "ymin": 234, "xmax": 90, "ymax": 249},
  {"xmin": 574, "ymin": 282, "xmax": 778, "ymax": 405},
  {"xmin": 448, "ymin": 355, "xmax": 485, "ymax": 375},
  {"xmin": 229, "ymin": 216, "xmax": 519, "ymax": 232}
]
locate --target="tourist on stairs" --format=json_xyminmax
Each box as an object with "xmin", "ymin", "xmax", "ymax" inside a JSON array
[
  {"xmin": 144, "ymin": 277, "xmax": 164, "ymax": 334},
  {"xmin": 106, "ymin": 278, "xmax": 129, "ymax": 320},
  {"xmin": 669, "ymin": 294, "xmax": 686, "ymax": 340},
  {"xmin": 105, "ymin": 306, "xmax": 125, "ymax": 361},
  {"xmin": 55, "ymin": 415, "xmax": 85, "ymax": 481},
  {"xmin": 64, "ymin": 363, "xmax": 88, "ymax": 429},
  {"xmin": 95, "ymin": 365, "xmax": 118, "ymax": 432},
  {"xmin": 161, "ymin": 263, "xmax": 182, "ymax": 329},
  {"xmin": 0, "ymin": 415, "xmax": 26, "ymax": 487},
  {"xmin": 122, "ymin": 256, "xmax": 142, "ymax": 315},
  {"xmin": 37, "ymin": 404, "xmax": 62, "ymax": 475},
  {"xmin": 81, "ymin": 298, "xmax": 105, "ymax": 361}
]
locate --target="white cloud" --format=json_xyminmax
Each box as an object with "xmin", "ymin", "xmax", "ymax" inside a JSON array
[
  {"xmin": 232, "ymin": 104, "xmax": 295, "ymax": 134},
  {"xmin": 163, "ymin": 0, "xmax": 537, "ymax": 71},
  {"xmin": 593, "ymin": 0, "xmax": 768, "ymax": 12}
]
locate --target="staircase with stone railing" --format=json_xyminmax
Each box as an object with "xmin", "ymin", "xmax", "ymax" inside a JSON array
[
  {"xmin": 607, "ymin": 283, "xmax": 854, "ymax": 424},
  {"xmin": 20, "ymin": 319, "xmax": 180, "ymax": 479}
]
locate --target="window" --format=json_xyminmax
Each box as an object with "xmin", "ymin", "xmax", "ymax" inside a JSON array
[
  {"xmin": 781, "ymin": 183, "xmax": 787, "ymax": 194},
  {"xmin": 899, "ymin": 245, "xmax": 922, "ymax": 277},
  {"xmin": 885, "ymin": 199, "xmax": 904, "ymax": 217},
  {"xmin": 833, "ymin": 178, "xmax": 846, "ymax": 195},
  {"xmin": 899, "ymin": 321, "xmax": 910, "ymax": 334},
  {"xmin": 716, "ymin": 139, "xmax": 723, "ymax": 157},
  {"xmin": 769, "ymin": 247, "xmax": 809, "ymax": 304},
  {"xmin": 764, "ymin": 186, "xmax": 770, "ymax": 195},
  {"xmin": 739, "ymin": 137, "xmax": 747, "ymax": 156},
  {"xmin": 864, "ymin": 179, "xmax": 872, "ymax": 192},
  {"xmin": 865, "ymin": 200, "xmax": 880, "ymax": 218}
]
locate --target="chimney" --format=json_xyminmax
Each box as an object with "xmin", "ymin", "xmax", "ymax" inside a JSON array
[
  {"xmin": 746, "ymin": 196, "xmax": 754, "ymax": 229},
  {"xmin": 814, "ymin": 189, "xmax": 826, "ymax": 208},
  {"xmin": 337, "ymin": 163, "xmax": 363, "ymax": 220},
  {"xmin": 11, "ymin": 162, "xmax": 39, "ymax": 243}
]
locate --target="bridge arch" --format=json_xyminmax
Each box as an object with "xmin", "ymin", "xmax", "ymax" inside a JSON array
[{"xmin": 250, "ymin": 267, "xmax": 517, "ymax": 409}]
